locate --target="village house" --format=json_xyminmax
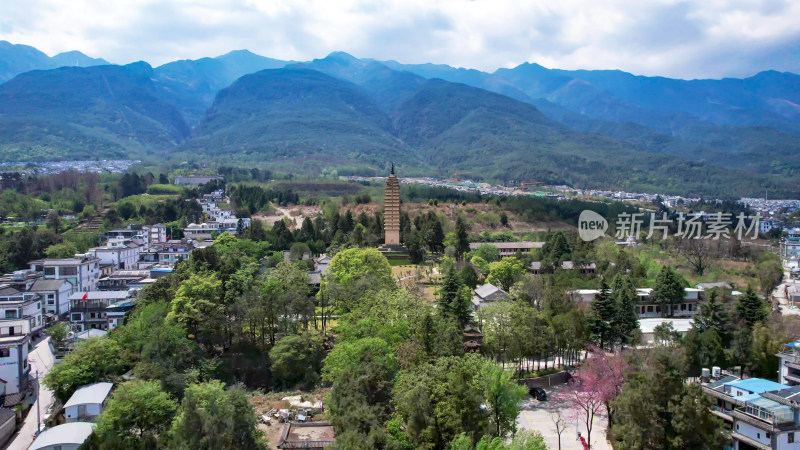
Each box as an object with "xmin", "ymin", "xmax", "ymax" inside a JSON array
[
  {"xmin": 68, "ymin": 291, "xmax": 133, "ymax": 332},
  {"xmin": 702, "ymin": 375, "xmax": 800, "ymax": 449},
  {"xmin": 64, "ymin": 382, "xmax": 113, "ymax": 422},
  {"xmin": 468, "ymin": 241, "xmax": 545, "ymax": 258},
  {"xmin": 30, "ymin": 279, "xmax": 73, "ymax": 318},
  {"xmin": 471, "ymin": 283, "xmax": 508, "ymax": 310},
  {"xmin": 30, "ymin": 422, "xmax": 95, "ymax": 450},
  {"xmin": 31, "ymin": 255, "xmax": 101, "ymax": 293}
]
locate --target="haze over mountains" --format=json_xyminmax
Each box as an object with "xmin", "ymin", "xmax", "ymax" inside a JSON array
[{"xmin": 0, "ymin": 41, "xmax": 799, "ymax": 197}]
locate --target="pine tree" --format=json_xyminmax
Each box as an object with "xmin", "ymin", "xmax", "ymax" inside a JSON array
[
  {"xmin": 438, "ymin": 265, "xmax": 465, "ymax": 315},
  {"xmin": 611, "ymin": 275, "xmax": 639, "ymax": 348},
  {"xmin": 736, "ymin": 288, "xmax": 768, "ymax": 328},
  {"xmin": 693, "ymin": 289, "xmax": 734, "ymax": 346},
  {"xmin": 652, "ymin": 266, "xmax": 684, "ymax": 317},
  {"xmin": 455, "ymin": 216, "xmax": 469, "ymax": 260},
  {"xmin": 590, "ymin": 281, "xmax": 616, "ymax": 349}
]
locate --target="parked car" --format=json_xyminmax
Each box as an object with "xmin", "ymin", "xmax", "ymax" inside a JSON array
[{"xmin": 529, "ymin": 387, "xmax": 547, "ymax": 401}]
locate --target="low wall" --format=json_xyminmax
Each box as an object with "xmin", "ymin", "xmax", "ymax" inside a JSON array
[{"xmin": 516, "ymin": 371, "xmax": 571, "ymax": 389}]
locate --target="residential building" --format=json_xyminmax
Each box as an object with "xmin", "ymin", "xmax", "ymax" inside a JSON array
[
  {"xmin": 89, "ymin": 242, "xmax": 142, "ymax": 270},
  {"xmin": 137, "ymin": 242, "xmax": 194, "ymax": 268},
  {"xmin": 30, "ymin": 422, "xmax": 95, "ymax": 450},
  {"xmin": 30, "ymin": 279, "xmax": 73, "ymax": 318},
  {"xmin": 568, "ymin": 289, "xmax": 601, "ymax": 303},
  {"xmin": 64, "ymin": 382, "xmax": 113, "ymax": 422},
  {"xmin": 635, "ymin": 287, "xmax": 702, "ymax": 318},
  {"xmin": 34, "ymin": 256, "xmax": 101, "ymax": 293},
  {"xmin": 106, "ymin": 299, "xmax": 137, "ymax": 329},
  {"xmin": 471, "ymin": 283, "xmax": 508, "ymax": 310},
  {"xmin": 777, "ymin": 341, "xmax": 800, "ymax": 386},
  {"xmin": 783, "ymin": 229, "xmax": 800, "ymax": 260},
  {"xmin": 468, "ymin": 241, "xmax": 545, "ymax": 258},
  {"xmin": 173, "ymin": 175, "xmax": 223, "ymax": 186},
  {"xmin": 0, "ymin": 284, "xmax": 44, "ymax": 337},
  {"xmin": 703, "ymin": 376, "xmax": 800, "ymax": 449},
  {"xmin": 98, "ymin": 270, "xmax": 151, "ymax": 291},
  {"xmin": 68, "ymin": 291, "xmax": 132, "ymax": 332}
]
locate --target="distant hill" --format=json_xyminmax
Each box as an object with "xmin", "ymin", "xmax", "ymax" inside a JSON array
[
  {"xmin": 393, "ymin": 79, "xmax": 794, "ymax": 197},
  {"xmin": 289, "ymin": 52, "xmax": 425, "ymax": 113},
  {"xmin": 0, "ymin": 41, "xmax": 109, "ymax": 84},
  {"xmin": 0, "ymin": 62, "xmax": 189, "ymax": 161},
  {"xmin": 153, "ymin": 50, "xmax": 291, "ymax": 126},
  {"xmin": 182, "ymin": 68, "xmax": 421, "ymax": 173}
]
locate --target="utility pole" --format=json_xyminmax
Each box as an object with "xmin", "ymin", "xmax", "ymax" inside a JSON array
[{"xmin": 34, "ymin": 368, "xmax": 40, "ymax": 436}]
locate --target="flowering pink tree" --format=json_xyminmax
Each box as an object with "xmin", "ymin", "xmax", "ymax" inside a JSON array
[{"xmin": 556, "ymin": 348, "xmax": 629, "ymax": 448}]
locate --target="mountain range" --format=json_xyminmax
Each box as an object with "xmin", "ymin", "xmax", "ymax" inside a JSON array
[{"xmin": 0, "ymin": 41, "xmax": 798, "ymax": 197}]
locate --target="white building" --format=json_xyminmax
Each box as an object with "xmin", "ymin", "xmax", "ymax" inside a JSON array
[
  {"xmin": 89, "ymin": 242, "xmax": 142, "ymax": 271},
  {"xmin": 471, "ymin": 283, "xmax": 509, "ymax": 310},
  {"xmin": 64, "ymin": 382, "xmax": 113, "ymax": 422},
  {"xmin": 34, "ymin": 256, "xmax": 101, "ymax": 293},
  {"xmin": 30, "ymin": 422, "xmax": 95, "ymax": 450},
  {"xmin": 68, "ymin": 291, "xmax": 132, "ymax": 332},
  {"xmin": 30, "ymin": 279, "xmax": 73, "ymax": 318}
]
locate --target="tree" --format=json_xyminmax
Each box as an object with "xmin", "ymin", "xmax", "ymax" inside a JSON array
[
  {"xmin": 541, "ymin": 231, "xmax": 571, "ymax": 266},
  {"xmin": 478, "ymin": 361, "xmax": 527, "ymax": 438},
  {"xmin": 393, "ymin": 354, "xmax": 488, "ymax": 448},
  {"xmin": 324, "ymin": 248, "xmax": 394, "ymax": 294},
  {"xmin": 167, "ymin": 273, "xmax": 224, "ymax": 348},
  {"xmin": 757, "ymin": 256, "xmax": 784, "ymax": 298},
  {"xmin": 573, "ymin": 349, "xmax": 628, "ymax": 430},
  {"xmin": 589, "ymin": 282, "xmax": 615, "ymax": 349},
  {"xmin": 749, "ymin": 322, "xmax": 785, "ymax": 378},
  {"xmin": 46, "ymin": 322, "xmax": 70, "ymax": 349},
  {"xmin": 611, "ymin": 274, "xmax": 639, "ymax": 348},
  {"xmin": 653, "ymin": 322, "xmax": 679, "ymax": 346},
  {"xmin": 557, "ymin": 374, "xmax": 604, "ymax": 450},
  {"xmin": 269, "ymin": 333, "xmax": 324, "ymax": 390},
  {"xmin": 677, "ymin": 238, "xmax": 711, "ymax": 275},
  {"xmin": 668, "ymin": 384, "xmax": 729, "ymax": 450},
  {"xmin": 46, "ymin": 242, "xmax": 78, "ymax": 259},
  {"xmin": 550, "ymin": 411, "xmax": 567, "ymax": 450},
  {"xmin": 168, "ymin": 381, "xmax": 264, "ymax": 450},
  {"xmin": 94, "ymin": 380, "xmax": 178, "ymax": 447},
  {"xmin": 455, "ymin": 215, "xmax": 470, "ymax": 260},
  {"xmin": 460, "ymin": 265, "xmax": 479, "ymax": 289},
  {"xmin": 323, "ymin": 337, "xmax": 398, "ymax": 384},
  {"xmin": 693, "ymin": 288, "xmax": 734, "ymax": 346},
  {"xmin": 610, "ymin": 347, "xmax": 726, "ymax": 449},
  {"xmin": 736, "ymin": 288, "xmax": 767, "ymax": 329},
  {"xmin": 46, "ymin": 209, "xmax": 61, "ymax": 233},
  {"xmin": 652, "ymin": 266, "xmax": 685, "ymax": 318},
  {"xmin": 473, "ymin": 244, "xmax": 500, "ymax": 262},
  {"xmin": 486, "ymin": 257, "xmax": 524, "ymax": 291},
  {"xmin": 44, "ymin": 337, "xmax": 125, "ymax": 402}
]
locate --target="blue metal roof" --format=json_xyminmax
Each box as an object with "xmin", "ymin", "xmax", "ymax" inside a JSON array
[{"xmin": 724, "ymin": 378, "xmax": 786, "ymax": 394}]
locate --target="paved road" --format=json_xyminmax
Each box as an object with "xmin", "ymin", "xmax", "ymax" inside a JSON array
[
  {"xmin": 517, "ymin": 384, "xmax": 611, "ymax": 450},
  {"xmin": 6, "ymin": 337, "xmax": 55, "ymax": 450}
]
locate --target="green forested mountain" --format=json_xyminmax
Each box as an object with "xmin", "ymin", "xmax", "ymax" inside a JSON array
[
  {"xmin": 153, "ymin": 50, "xmax": 291, "ymax": 126},
  {"xmin": 0, "ymin": 62, "xmax": 189, "ymax": 161},
  {"xmin": 181, "ymin": 68, "xmax": 422, "ymax": 173},
  {"xmin": 0, "ymin": 40, "xmax": 109, "ymax": 83},
  {"xmin": 1, "ymin": 42, "xmax": 799, "ymax": 197}
]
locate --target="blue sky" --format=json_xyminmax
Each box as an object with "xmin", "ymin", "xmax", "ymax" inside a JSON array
[{"xmin": 1, "ymin": 0, "xmax": 799, "ymax": 79}]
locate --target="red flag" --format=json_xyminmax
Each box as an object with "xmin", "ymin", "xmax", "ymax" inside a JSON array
[{"xmin": 81, "ymin": 292, "xmax": 88, "ymax": 302}]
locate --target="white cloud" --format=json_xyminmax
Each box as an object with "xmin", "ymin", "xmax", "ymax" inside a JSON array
[{"xmin": 1, "ymin": 0, "xmax": 798, "ymax": 78}]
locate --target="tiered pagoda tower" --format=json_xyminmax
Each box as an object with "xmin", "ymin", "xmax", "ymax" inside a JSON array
[{"xmin": 384, "ymin": 163, "xmax": 401, "ymax": 246}]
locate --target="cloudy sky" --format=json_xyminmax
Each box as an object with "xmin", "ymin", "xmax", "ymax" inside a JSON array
[{"xmin": 1, "ymin": 0, "xmax": 799, "ymax": 79}]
